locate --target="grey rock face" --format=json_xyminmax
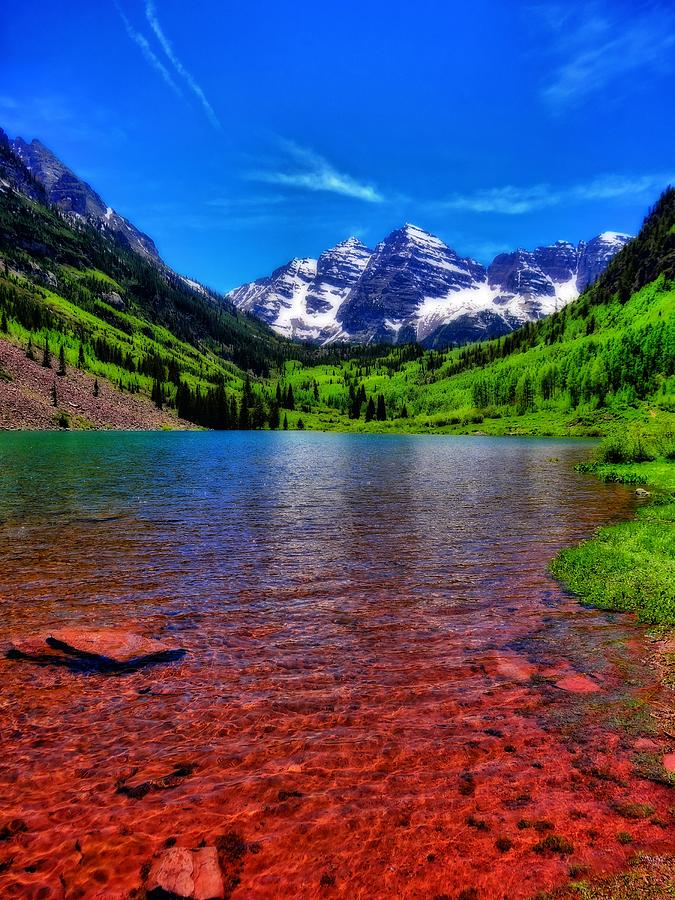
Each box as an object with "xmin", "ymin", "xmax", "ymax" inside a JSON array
[
  {"xmin": 489, "ymin": 250, "xmax": 556, "ymax": 303},
  {"xmin": 531, "ymin": 241, "xmax": 578, "ymax": 285},
  {"xmin": 102, "ymin": 291, "xmax": 125, "ymax": 310},
  {"xmin": 576, "ymin": 233, "xmax": 632, "ymax": 291},
  {"xmin": 10, "ymin": 136, "xmax": 160, "ymax": 261},
  {"xmin": 228, "ymin": 257, "xmax": 317, "ymax": 328},
  {"xmin": 337, "ymin": 224, "xmax": 485, "ymax": 342},
  {"xmin": 305, "ymin": 237, "xmax": 372, "ymax": 316},
  {"xmin": 227, "ymin": 238, "xmax": 372, "ymax": 341},
  {"xmin": 0, "ymin": 127, "xmax": 47, "ymax": 202},
  {"xmin": 227, "ymin": 223, "xmax": 631, "ymax": 348}
]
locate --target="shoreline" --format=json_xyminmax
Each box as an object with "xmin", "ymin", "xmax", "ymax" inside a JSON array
[{"xmin": 548, "ymin": 456, "xmax": 674, "ymax": 897}]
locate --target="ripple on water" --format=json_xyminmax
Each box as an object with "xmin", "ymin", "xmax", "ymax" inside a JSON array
[{"xmin": 0, "ymin": 433, "xmax": 671, "ymax": 898}]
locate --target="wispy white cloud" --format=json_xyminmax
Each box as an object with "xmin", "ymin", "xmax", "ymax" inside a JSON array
[
  {"xmin": 204, "ymin": 194, "xmax": 288, "ymax": 210},
  {"xmin": 433, "ymin": 172, "xmax": 675, "ymax": 215},
  {"xmin": 144, "ymin": 1, "xmax": 221, "ymax": 131},
  {"xmin": 114, "ymin": 3, "xmax": 182, "ymax": 97},
  {"xmin": 248, "ymin": 139, "xmax": 384, "ymax": 203},
  {"xmin": 535, "ymin": 2, "xmax": 675, "ymax": 109}
]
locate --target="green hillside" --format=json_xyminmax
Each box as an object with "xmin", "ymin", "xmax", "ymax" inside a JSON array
[
  {"xmin": 0, "ymin": 171, "xmax": 322, "ymax": 427},
  {"xmin": 273, "ymin": 189, "xmax": 675, "ymax": 438}
]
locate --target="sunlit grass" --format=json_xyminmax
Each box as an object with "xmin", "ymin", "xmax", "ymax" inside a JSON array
[{"xmin": 551, "ymin": 459, "xmax": 675, "ymax": 624}]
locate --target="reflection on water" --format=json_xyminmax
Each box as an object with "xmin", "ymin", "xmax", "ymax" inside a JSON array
[{"xmin": 0, "ymin": 433, "xmax": 671, "ymax": 898}]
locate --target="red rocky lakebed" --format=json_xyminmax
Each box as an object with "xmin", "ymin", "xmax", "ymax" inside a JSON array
[{"xmin": 0, "ymin": 431, "xmax": 672, "ymax": 898}]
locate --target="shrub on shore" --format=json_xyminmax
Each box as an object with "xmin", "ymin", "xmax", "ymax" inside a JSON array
[{"xmin": 598, "ymin": 429, "xmax": 658, "ymax": 464}]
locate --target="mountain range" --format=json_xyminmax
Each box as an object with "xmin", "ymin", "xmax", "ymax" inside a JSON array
[
  {"xmin": 227, "ymin": 225, "xmax": 632, "ymax": 348},
  {"xmin": 0, "ymin": 119, "xmax": 672, "ymax": 441},
  {"xmin": 0, "ymin": 125, "xmax": 631, "ymax": 352}
]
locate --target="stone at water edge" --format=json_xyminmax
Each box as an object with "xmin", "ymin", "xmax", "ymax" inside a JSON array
[
  {"xmin": 7, "ymin": 635, "xmax": 66, "ymax": 661},
  {"xmin": 149, "ymin": 848, "xmax": 194, "ymax": 898},
  {"xmin": 555, "ymin": 673, "xmax": 601, "ymax": 693},
  {"xmin": 193, "ymin": 848, "xmax": 226, "ymax": 900},
  {"xmin": 8, "ymin": 627, "xmax": 184, "ymax": 669},
  {"xmin": 47, "ymin": 628, "xmax": 175, "ymax": 663},
  {"xmin": 634, "ymin": 737, "xmax": 660, "ymax": 751},
  {"xmin": 493, "ymin": 654, "xmax": 537, "ymax": 682},
  {"xmin": 147, "ymin": 846, "xmax": 225, "ymax": 900}
]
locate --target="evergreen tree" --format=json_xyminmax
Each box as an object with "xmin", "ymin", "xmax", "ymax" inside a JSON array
[
  {"xmin": 376, "ymin": 393, "xmax": 386, "ymax": 421},
  {"xmin": 51, "ymin": 378, "xmax": 58, "ymax": 407},
  {"xmin": 401, "ymin": 404, "xmax": 408, "ymax": 418},
  {"xmin": 313, "ymin": 381, "xmax": 319, "ymax": 401},
  {"xmin": 286, "ymin": 384, "xmax": 295, "ymax": 410},
  {"xmin": 77, "ymin": 343, "xmax": 85, "ymax": 367},
  {"xmin": 268, "ymin": 402, "xmax": 280, "ymax": 430},
  {"xmin": 283, "ymin": 413, "xmax": 288, "ymax": 430},
  {"xmin": 26, "ymin": 337, "xmax": 35, "ymax": 360},
  {"xmin": 347, "ymin": 384, "xmax": 356, "ymax": 418},
  {"xmin": 58, "ymin": 345, "xmax": 67, "ymax": 376},
  {"xmin": 151, "ymin": 379, "xmax": 164, "ymax": 409},
  {"xmin": 348, "ymin": 383, "xmax": 365, "ymax": 419},
  {"xmin": 251, "ymin": 393, "xmax": 266, "ymax": 429},
  {"xmin": 0, "ymin": 310, "xmax": 7, "ymax": 332},
  {"xmin": 515, "ymin": 372, "xmax": 534, "ymax": 414},
  {"xmin": 365, "ymin": 396, "xmax": 376, "ymax": 422},
  {"xmin": 275, "ymin": 382, "xmax": 282, "ymax": 404},
  {"xmin": 239, "ymin": 396, "xmax": 250, "ymax": 429},
  {"xmin": 297, "ymin": 417, "xmax": 305, "ymax": 430},
  {"xmin": 93, "ymin": 378, "xmax": 99, "ymax": 398},
  {"xmin": 42, "ymin": 337, "xmax": 52, "ymax": 368}
]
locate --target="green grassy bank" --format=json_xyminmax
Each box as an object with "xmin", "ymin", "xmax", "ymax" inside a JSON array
[{"xmin": 551, "ymin": 431, "xmax": 675, "ymax": 626}]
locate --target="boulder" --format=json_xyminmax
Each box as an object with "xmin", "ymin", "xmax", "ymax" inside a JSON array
[
  {"xmin": 102, "ymin": 291, "xmax": 125, "ymax": 309},
  {"xmin": 8, "ymin": 628, "xmax": 185, "ymax": 672},
  {"xmin": 148, "ymin": 846, "xmax": 224, "ymax": 899},
  {"xmin": 635, "ymin": 488, "xmax": 651, "ymax": 497},
  {"xmin": 555, "ymin": 673, "xmax": 600, "ymax": 694}
]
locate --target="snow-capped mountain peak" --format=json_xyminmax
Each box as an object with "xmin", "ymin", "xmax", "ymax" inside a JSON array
[
  {"xmin": 598, "ymin": 231, "xmax": 632, "ymax": 243},
  {"xmin": 226, "ymin": 226, "xmax": 632, "ymax": 348},
  {"xmin": 227, "ymin": 238, "xmax": 374, "ymax": 342}
]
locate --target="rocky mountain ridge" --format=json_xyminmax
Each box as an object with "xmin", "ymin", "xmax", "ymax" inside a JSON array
[
  {"xmin": 1, "ymin": 124, "xmax": 632, "ymax": 350},
  {"xmin": 227, "ymin": 225, "xmax": 632, "ymax": 348},
  {"xmin": 3, "ymin": 128, "xmax": 160, "ymax": 262}
]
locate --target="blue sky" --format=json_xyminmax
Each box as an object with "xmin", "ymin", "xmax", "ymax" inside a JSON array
[{"xmin": 2, "ymin": 0, "xmax": 674, "ymax": 291}]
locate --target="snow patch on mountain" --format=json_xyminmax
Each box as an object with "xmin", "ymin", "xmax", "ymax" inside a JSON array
[
  {"xmin": 228, "ymin": 238, "xmax": 373, "ymax": 341},
  {"xmin": 226, "ymin": 225, "xmax": 632, "ymax": 348}
]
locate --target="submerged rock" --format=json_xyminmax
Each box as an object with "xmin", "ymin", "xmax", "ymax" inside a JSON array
[
  {"xmin": 116, "ymin": 763, "xmax": 196, "ymax": 799},
  {"xmin": 555, "ymin": 673, "xmax": 601, "ymax": 694},
  {"xmin": 8, "ymin": 628, "xmax": 185, "ymax": 672},
  {"xmin": 493, "ymin": 654, "xmax": 537, "ymax": 682},
  {"xmin": 148, "ymin": 846, "xmax": 224, "ymax": 899},
  {"xmin": 663, "ymin": 753, "xmax": 675, "ymax": 774}
]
